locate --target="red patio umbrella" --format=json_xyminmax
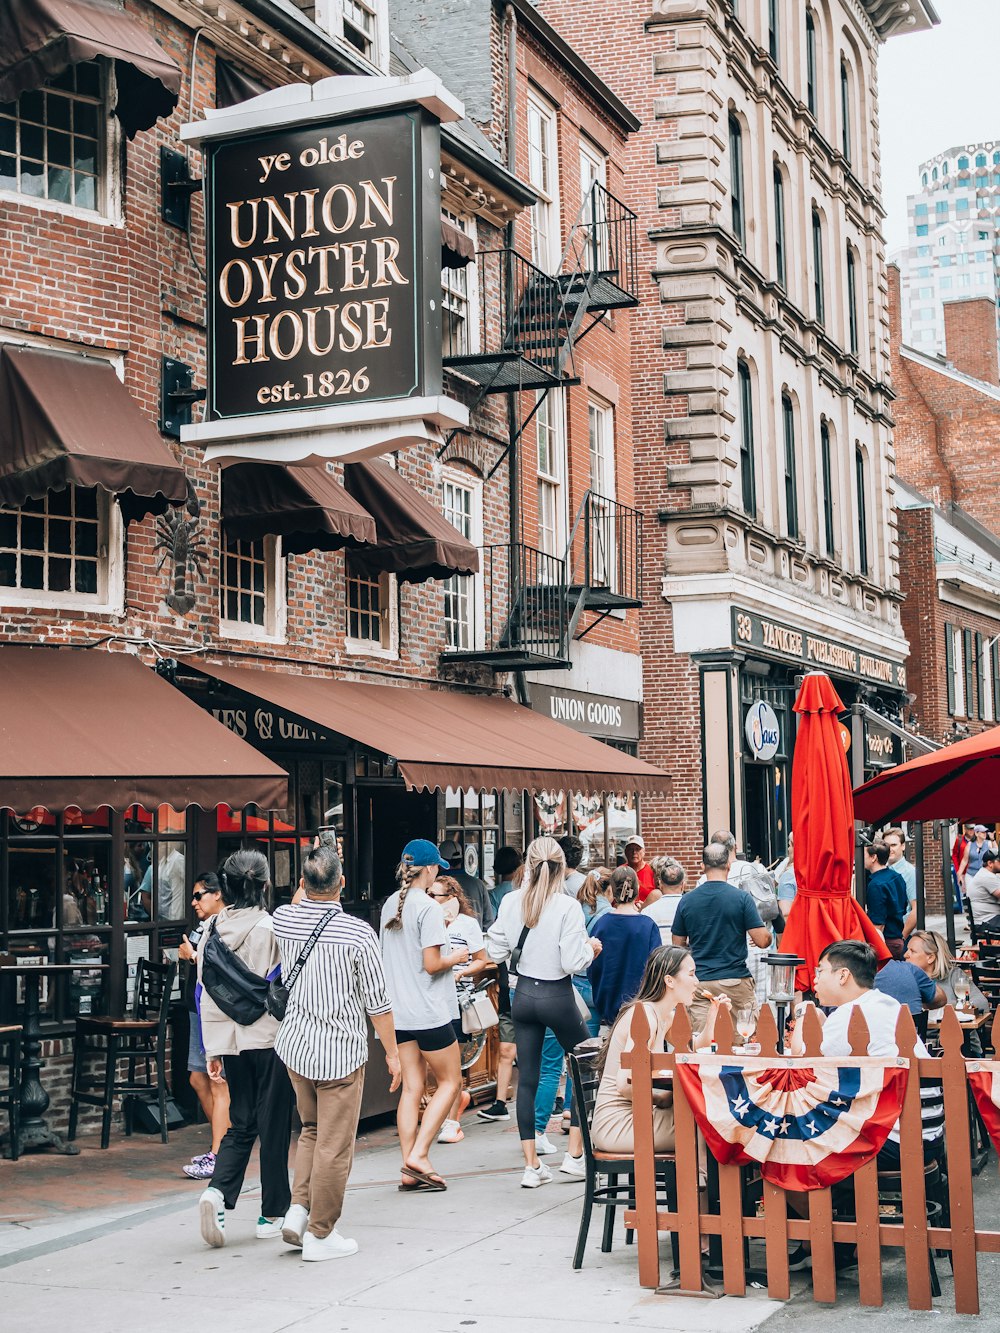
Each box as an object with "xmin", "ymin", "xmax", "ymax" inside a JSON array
[
  {"xmin": 779, "ymin": 672, "xmax": 890, "ymax": 992},
  {"xmin": 854, "ymin": 723, "xmax": 1000, "ymax": 825}
]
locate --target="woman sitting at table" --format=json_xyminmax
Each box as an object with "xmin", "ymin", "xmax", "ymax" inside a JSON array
[
  {"xmin": 591, "ymin": 945, "xmax": 729, "ymax": 1155},
  {"xmin": 905, "ymin": 930, "xmax": 989, "ymax": 1013}
]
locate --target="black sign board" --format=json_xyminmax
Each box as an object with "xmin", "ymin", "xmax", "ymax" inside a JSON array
[
  {"xmin": 732, "ymin": 608, "xmax": 907, "ymax": 690},
  {"xmin": 864, "ymin": 717, "xmax": 902, "ymax": 769},
  {"xmin": 525, "ymin": 683, "xmax": 641, "ymax": 741},
  {"xmin": 204, "ymin": 108, "xmax": 441, "ymax": 422}
]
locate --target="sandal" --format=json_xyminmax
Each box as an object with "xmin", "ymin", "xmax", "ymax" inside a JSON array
[{"xmin": 400, "ymin": 1164, "xmax": 448, "ymax": 1191}]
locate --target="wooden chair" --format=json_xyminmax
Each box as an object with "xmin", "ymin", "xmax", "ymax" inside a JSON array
[
  {"xmin": 68, "ymin": 958, "xmax": 176, "ymax": 1149},
  {"xmin": 876, "ymin": 1156, "xmax": 945, "ymax": 1297},
  {"xmin": 0, "ymin": 1024, "xmax": 23, "ymax": 1160},
  {"xmin": 567, "ymin": 1046, "xmax": 677, "ymax": 1271}
]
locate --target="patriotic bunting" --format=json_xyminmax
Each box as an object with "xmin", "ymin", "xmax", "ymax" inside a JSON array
[
  {"xmin": 673, "ymin": 1053, "xmax": 909, "ymax": 1190},
  {"xmin": 968, "ymin": 1061, "xmax": 1000, "ymax": 1156}
]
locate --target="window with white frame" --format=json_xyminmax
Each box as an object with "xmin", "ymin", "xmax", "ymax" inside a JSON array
[
  {"xmin": 345, "ymin": 556, "xmax": 395, "ymax": 653},
  {"xmin": 341, "ymin": 0, "xmax": 379, "ymax": 62},
  {"xmin": 220, "ymin": 533, "xmax": 285, "ymax": 640},
  {"xmin": 526, "ymin": 91, "xmax": 560, "ymax": 272},
  {"xmin": 578, "ymin": 137, "xmax": 609, "ymax": 270},
  {"xmin": 950, "ymin": 625, "xmax": 966, "ymax": 717},
  {"xmin": 985, "ymin": 638, "xmax": 996, "ymax": 723},
  {"xmin": 0, "ymin": 62, "xmax": 113, "ymax": 216},
  {"xmin": 588, "ymin": 399, "xmax": 617, "ymax": 589},
  {"xmin": 0, "ymin": 484, "xmax": 121, "ymax": 610},
  {"xmin": 536, "ymin": 389, "xmax": 567, "ymax": 560},
  {"xmin": 441, "ymin": 469, "xmax": 483, "ymax": 651},
  {"xmin": 441, "ymin": 211, "xmax": 477, "ymax": 358}
]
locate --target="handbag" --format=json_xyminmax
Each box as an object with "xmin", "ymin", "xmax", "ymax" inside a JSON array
[
  {"xmin": 201, "ymin": 919, "xmax": 270, "ymax": 1026},
  {"xmin": 266, "ymin": 909, "xmax": 336, "ymax": 1020},
  {"xmin": 460, "ymin": 987, "xmax": 499, "ymax": 1034},
  {"xmin": 572, "ymin": 983, "xmax": 592, "ymax": 1023}
]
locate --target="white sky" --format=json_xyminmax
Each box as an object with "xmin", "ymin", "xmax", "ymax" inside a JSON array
[{"xmin": 878, "ymin": 0, "xmax": 1000, "ymax": 254}]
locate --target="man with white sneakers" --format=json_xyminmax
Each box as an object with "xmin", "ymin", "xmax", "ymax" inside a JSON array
[{"xmin": 273, "ymin": 845, "xmax": 400, "ymax": 1262}]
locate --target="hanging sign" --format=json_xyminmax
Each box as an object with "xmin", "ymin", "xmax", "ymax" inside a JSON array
[{"xmin": 745, "ymin": 700, "xmax": 781, "ymax": 761}]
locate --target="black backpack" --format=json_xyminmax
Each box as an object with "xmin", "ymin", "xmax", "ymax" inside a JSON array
[{"xmin": 201, "ymin": 918, "xmax": 269, "ymax": 1026}]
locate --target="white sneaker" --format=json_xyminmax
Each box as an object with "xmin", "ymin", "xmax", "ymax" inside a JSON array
[
  {"xmin": 535, "ymin": 1133, "xmax": 558, "ymax": 1155},
  {"xmin": 302, "ymin": 1228, "xmax": 359, "ymax": 1262},
  {"xmin": 282, "ymin": 1204, "xmax": 309, "ymax": 1248},
  {"xmin": 559, "ymin": 1152, "xmax": 586, "ymax": 1180},
  {"xmin": 437, "ymin": 1118, "xmax": 464, "ymax": 1144},
  {"xmin": 198, "ymin": 1186, "xmax": 225, "ymax": 1248},
  {"xmin": 520, "ymin": 1162, "xmax": 553, "ymax": 1189},
  {"xmin": 256, "ymin": 1214, "xmax": 285, "ymax": 1239}
]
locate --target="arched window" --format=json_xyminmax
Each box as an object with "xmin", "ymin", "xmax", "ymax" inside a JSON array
[
  {"xmin": 805, "ymin": 11, "xmax": 817, "ymax": 116},
  {"xmin": 773, "ymin": 165, "xmax": 786, "ymax": 288},
  {"xmin": 922, "ymin": 172, "xmax": 929, "ymax": 186},
  {"xmin": 820, "ymin": 420, "xmax": 835, "ymax": 557},
  {"xmin": 729, "ymin": 113, "xmax": 745, "ymax": 248},
  {"xmin": 942, "ymin": 160, "xmax": 949, "ymax": 174},
  {"xmin": 976, "ymin": 153, "xmax": 987, "ymax": 168},
  {"xmin": 931, "ymin": 167, "xmax": 938, "ymax": 182},
  {"xmin": 840, "ymin": 59, "xmax": 852, "ymax": 164},
  {"xmin": 958, "ymin": 155, "xmax": 969, "ymax": 170},
  {"xmin": 846, "ymin": 245, "xmax": 859, "ymax": 357},
  {"xmin": 737, "ymin": 359, "xmax": 756, "ymax": 517},
  {"xmin": 812, "ymin": 207, "xmax": 825, "ymax": 325},
  {"xmin": 782, "ymin": 393, "xmax": 798, "ymax": 540},
  {"xmin": 768, "ymin": 0, "xmax": 779, "ymax": 64},
  {"xmin": 855, "ymin": 444, "xmax": 869, "ymax": 576}
]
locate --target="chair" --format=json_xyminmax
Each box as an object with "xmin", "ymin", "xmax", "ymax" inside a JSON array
[
  {"xmin": 875, "ymin": 1156, "xmax": 945, "ymax": 1298},
  {"xmin": 0, "ymin": 1024, "xmax": 23, "ymax": 1160},
  {"xmin": 68, "ymin": 958, "xmax": 176, "ymax": 1149},
  {"xmin": 567, "ymin": 1047, "xmax": 677, "ymax": 1270}
]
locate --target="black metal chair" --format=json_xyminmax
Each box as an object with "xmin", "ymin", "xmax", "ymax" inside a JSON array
[
  {"xmin": 68, "ymin": 958, "xmax": 176, "ymax": 1149},
  {"xmin": 0, "ymin": 1024, "xmax": 23, "ymax": 1160},
  {"xmin": 567, "ymin": 1045, "xmax": 677, "ymax": 1270}
]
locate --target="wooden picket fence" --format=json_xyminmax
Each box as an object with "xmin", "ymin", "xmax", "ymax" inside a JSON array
[{"xmin": 622, "ymin": 1003, "xmax": 1000, "ymax": 1313}]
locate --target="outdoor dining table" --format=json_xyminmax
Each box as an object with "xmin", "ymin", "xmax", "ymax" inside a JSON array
[
  {"xmin": 925, "ymin": 1008, "xmax": 994, "ymax": 1174},
  {"xmin": 0, "ymin": 960, "xmax": 108, "ymax": 1158}
]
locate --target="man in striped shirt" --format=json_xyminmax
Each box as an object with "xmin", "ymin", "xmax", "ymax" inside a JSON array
[{"xmin": 273, "ymin": 845, "xmax": 400, "ymax": 1263}]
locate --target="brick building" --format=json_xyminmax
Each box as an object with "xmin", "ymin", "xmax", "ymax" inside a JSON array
[
  {"xmin": 537, "ymin": 0, "xmax": 935, "ymax": 870},
  {"xmin": 0, "ymin": 0, "xmax": 663, "ymax": 1134}
]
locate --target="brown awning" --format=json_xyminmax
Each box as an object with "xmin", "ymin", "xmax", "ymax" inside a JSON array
[
  {"xmin": 0, "ymin": 345, "xmax": 188, "ymax": 523},
  {"xmin": 215, "ymin": 58, "xmax": 269, "ymax": 110},
  {"xmin": 441, "ymin": 217, "xmax": 475, "ymax": 269},
  {"xmin": 342, "ymin": 458, "xmax": 479, "ymax": 583},
  {"xmin": 0, "ymin": 0, "xmax": 181, "ymax": 139},
  {"xmin": 0, "ymin": 648, "xmax": 288, "ymax": 813},
  {"xmin": 187, "ymin": 661, "xmax": 671, "ymax": 797},
  {"xmin": 222, "ymin": 462, "xmax": 377, "ymax": 555}
]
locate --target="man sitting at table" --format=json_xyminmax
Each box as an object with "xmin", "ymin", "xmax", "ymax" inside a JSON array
[
  {"xmin": 965, "ymin": 848, "xmax": 1000, "ymax": 930},
  {"xmin": 790, "ymin": 941, "xmax": 944, "ymax": 1169}
]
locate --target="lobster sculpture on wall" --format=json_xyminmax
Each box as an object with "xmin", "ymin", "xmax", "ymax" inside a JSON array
[{"xmin": 154, "ymin": 480, "xmax": 207, "ymax": 615}]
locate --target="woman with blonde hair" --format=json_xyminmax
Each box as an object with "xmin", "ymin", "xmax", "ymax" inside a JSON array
[{"xmin": 487, "ymin": 836, "xmax": 602, "ymax": 1188}]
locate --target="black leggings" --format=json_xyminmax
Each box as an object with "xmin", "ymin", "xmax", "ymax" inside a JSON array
[{"xmin": 511, "ymin": 975, "xmax": 590, "ymax": 1141}]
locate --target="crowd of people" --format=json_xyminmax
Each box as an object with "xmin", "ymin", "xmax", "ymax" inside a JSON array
[{"xmin": 180, "ymin": 817, "xmax": 982, "ymax": 1269}]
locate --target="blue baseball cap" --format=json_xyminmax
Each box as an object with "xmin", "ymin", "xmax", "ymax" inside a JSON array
[{"xmin": 401, "ymin": 838, "xmax": 449, "ymax": 870}]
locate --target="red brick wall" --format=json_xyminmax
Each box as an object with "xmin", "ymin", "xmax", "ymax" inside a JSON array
[{"xmin": 943, "ymin": 298, "xmax": 1000, "ymax": 387}]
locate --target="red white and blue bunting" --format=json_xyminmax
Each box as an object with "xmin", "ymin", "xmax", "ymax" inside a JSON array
[{"xmin": 968, "ymin": 1061, "xmax": 1000, "ymax": 1156}]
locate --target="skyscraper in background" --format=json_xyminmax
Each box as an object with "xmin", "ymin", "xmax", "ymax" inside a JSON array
[{"xmin": 900, "ymin": 142, "xmax": 1000, "ymax": 354}]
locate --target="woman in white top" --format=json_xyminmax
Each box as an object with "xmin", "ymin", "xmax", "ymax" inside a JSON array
[
  {"xmin": 431, "ymin": 875, "xmax": 490, "ymax": 1144},
  {"xmin": 380, "ymin": 839, "xmax": 470, "ymax": 1192},
  {"xmin": 487, "ymin": 836, "xmax": 602, "ymax": 1188}
]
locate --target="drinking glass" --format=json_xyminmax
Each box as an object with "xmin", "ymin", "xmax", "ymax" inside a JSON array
[
  {"xmin": 953, "ymin": 972, "xmax": 971, "ymax": 1011},
  {"xmin": 735, "ymin": 1008, "xmax": 755, "ymax": 1047}
]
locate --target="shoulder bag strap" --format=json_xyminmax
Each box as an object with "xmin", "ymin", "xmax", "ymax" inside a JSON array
[
  {"xmin": 509, "ymin": 923, "xmax": 531, "ymax": 976},
  {"xmin": 283, "ymin": 910, "xmax": 337, "ymax": 993}
]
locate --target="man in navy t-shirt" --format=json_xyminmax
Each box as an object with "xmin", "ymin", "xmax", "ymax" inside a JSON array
[
  {"xmin": 864, "ymin": 842, "xmax": 908, "ymax": 959},
  {"xmin": 672, "ymin": 842, "xmax": 772, "ymax": 1034},
  {"xmin": 874, "ymin": 959, "xmax": 946, "ymax": 1015}
]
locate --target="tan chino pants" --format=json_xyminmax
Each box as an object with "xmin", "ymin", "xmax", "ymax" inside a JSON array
[
  {"xmin": 686, "ymin": 976, "xmax": 758, "ymax": 1041},
  {"xmin": 288, "ymin": 1064, "xmax": 365, "ymax": 1239}
]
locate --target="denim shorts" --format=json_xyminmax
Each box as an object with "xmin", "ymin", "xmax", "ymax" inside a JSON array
[{"xmin": 187, "ymin": 1017, "xmax": 208, "ymax": 1074}]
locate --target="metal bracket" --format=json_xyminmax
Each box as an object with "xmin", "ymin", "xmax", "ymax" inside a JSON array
[
  {"xmin": 160, "ymin": 146, "xmax": 203, "ymax": 230},
  {"xmin": 160, "ymin": 357, "xmax": 207, "ymax": 438}
]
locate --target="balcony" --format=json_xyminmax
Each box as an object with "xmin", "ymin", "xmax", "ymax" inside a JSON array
[
  {"xmin": 557, "ymin": 183, "xmax": 640, "ymax": 324},
  {"xmin": 443, "ymin": 249, "xmax": 564, "ymax": 393},
  {"xmin": 566, "ymin": 492, "xmax": 643, "ymax": 623},
  {"xmin": 442, "ymin": 543, "xmax": 569, "ymax": 671}
]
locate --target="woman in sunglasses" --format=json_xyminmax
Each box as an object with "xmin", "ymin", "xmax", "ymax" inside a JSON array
[{"xmin": 178, "ymin": 872, "xmax": 230, "ymax": 1180}]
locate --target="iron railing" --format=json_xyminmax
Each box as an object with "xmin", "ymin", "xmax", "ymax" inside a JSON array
[
  {"xmin": 561, "ymin": 182, "xmax": 639, "ymax": 306},
  {"xmin": 565, "ymin": 490, "xmax": 643, "ymax": 613},
  {"xmin": 443, "ymin": 542, "xmax": 568, "ymax": 669}
]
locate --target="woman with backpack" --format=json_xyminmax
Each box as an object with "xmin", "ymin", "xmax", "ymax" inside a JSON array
[{"xmin": 196, "ymin": 849, "xmax": 294, "ymax": 1249}]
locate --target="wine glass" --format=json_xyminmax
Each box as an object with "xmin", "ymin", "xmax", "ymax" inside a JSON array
[
  {"xmin": 735, "ymin": 1008, "xmax": 755, "ymax": 1049},
  {"xmin": 953, "ymin": 971, "xmax": 971, "ymax": 1012}
]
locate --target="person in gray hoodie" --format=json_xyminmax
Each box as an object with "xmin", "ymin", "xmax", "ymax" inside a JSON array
[{"xmin": 196, "ymin": 850, "xmax": 293, "ymax": 1249}]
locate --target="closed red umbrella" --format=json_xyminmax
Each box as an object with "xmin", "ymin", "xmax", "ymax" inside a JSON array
[{"xmin": 779, "ymin": 672, "xmax": 890, "ymax": 992}]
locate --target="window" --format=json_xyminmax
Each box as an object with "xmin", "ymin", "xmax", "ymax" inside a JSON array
[
  {"xmin": 840, "ymin": 59, "xmax": 852, "ymax": 163},
  {"xmin": 977, "ymin": 632, "xmax": 993, "ymax": 722},
  {"xmin": 441, "ymin": 211, "xmax": 476, "ymax": 358},
  {"xmin": 781, "ymin": 393, "xmax": 798, "ymax": 540},
  {"xmin": 957, "ymin": 197, "xmax": 970, "ymax": 211},
  {"xmin": 958, "ymin": 155, "xmax": 969, "ymax": 170},
  {"xmin": 811, "ymin": 207, "xmax": 825, "ymax": 324},
  {"xmin": 915, "ymin": 203, "xmax": 928, "ymax": 216},
  {"xmin": 917, "ymin": 245, "xmax": 931, "ymax": 257},
  {"xmin": 915, "ymin": 224, "xmax": 929, "ymax": 237},
  {"xmin": 345, "ymin": 557, "xmax": 395, "ymax": 652},
  {"xmin": 737, "ymin": 360, "xmax": 756, "ymax": 517},
  {"xmin": 805, "ymin": 11, "xmax": 817, "ymax": 116},
  {"xmin": 526, "ymin": 91, "xmax": 560, "ymax": 272},
  {"xmin": 579, "ymin": 137, "xmax": 609, "ymax": 270},
  {"xmin": 945, "ymin": 623, "xmax": 964, "ymax": 716},
  {"xmin": 220, "ymin": 534, "xmax": 284, "ymax": 640},
  {"xmin": 0, "ymin": 484, "xmax": 120, "ymax": 610},
  {"xmin": 943, "ymin": 160, "xmax": 949, "ymax": 174},
  {"xmin": 773, "ymin": 165, "xmax": 786, "ymax": 288},
  {"xmin": 341, "ymin": 0, "xmax": 379, "ymax": 63},
  {"xmin": 846, "ymin": 245, "xmax": 859, "ymax": 357},
  {"xmin": 855, "ymin": 445, "xmax": 869, "ymax": 577},
  {"xmin": 441, "ymin": 470, "xmax": 483, "ymax": 652},
  {"xmin": 0, "ymin": 62, "xmax": 109, "ymax": 215},
  {"xmin": 728, "ymin": 114, "xmax": 745, "ymax": 248},
  {"xmin": 588, "ymin": 399, "xmax": 617, "ymax": 588},
  {"xmin": 940, "ymin": 276, "xmax": 953, "ymax": 290},
  {"xmin": 977, "ymin": 173, "xmax": 988, "ymax": 189},
  {"xmin": 935, "ymin": 200, "xmax": 949, "ymax": 215},
  {"xmin": 922, "ymin": 172, "xmax": 928, "ymax": 187},
  {"xmin": 768, "ymin": 0, "xmax": 779, "ymax": 64},
  {"xmin": 820, "ymin": 419, "xmax": 835, "ymax": 557},
  {"xmin": 536, "ymin": 389, "xmax": 567, "ymax": 558},
  {"xmin": 976, "ymin": 153, "xmax": 988, "ymax": 168}
]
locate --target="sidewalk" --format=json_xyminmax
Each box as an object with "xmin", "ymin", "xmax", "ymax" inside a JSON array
[{"xmin": 0, "ymin": 1115, "xmax": 781, "ymax": 1333}]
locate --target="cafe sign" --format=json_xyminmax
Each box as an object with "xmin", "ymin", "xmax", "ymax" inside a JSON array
[
  {"xmin": 181, "ymin": 73, "xmax": 468, "ymax": 465},
  {"xmin": 732, "ymin": 609, "xmax": 906, "ymax": 690}
]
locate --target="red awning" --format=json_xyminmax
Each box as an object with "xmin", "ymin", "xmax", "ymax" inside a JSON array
[
  {"xmin": 441, "ymin": 217, "xmax": 475, "ymax": 269},
  {"xmin": 188, "ymin": 660, "xmax": 671, "ymax": 797},
  {"xmin": 221, "ymin": 462, "xmax": 377, "ymax": 555},
  {"xmin": 0, "ymin": 647, "xmax": 288, "ymax": 813},
  {"xmin": 0, "ymin": 0, "xmax": 181, "ymax": 138},
  {"xmin": 854, "ymin": 723, "xmax": 1000, "ymax": 825},
  {"xmin": 0, "ymin": 345, "xmax": 188, "ymax": 522}
]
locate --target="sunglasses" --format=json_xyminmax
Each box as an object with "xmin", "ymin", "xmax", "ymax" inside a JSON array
[{"xmin": 192, "ymin": 890, "xmax": 219, "ymax": 901}]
